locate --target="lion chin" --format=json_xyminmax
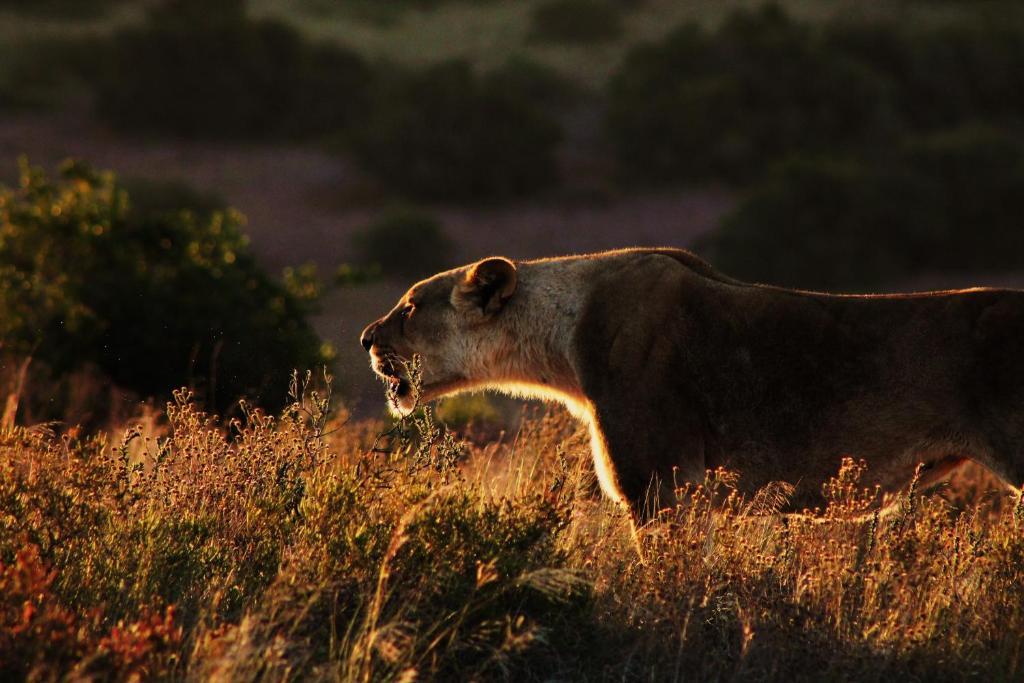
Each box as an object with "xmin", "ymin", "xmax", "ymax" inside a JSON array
[{"xmin": 386, "ymin": 380, "xmax": 416, "ymax": 416}]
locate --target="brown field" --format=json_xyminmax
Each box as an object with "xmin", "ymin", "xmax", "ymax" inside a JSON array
[
  {"xmin": 3, "ymin": 3, "xmax": 1024, "ymax": 679},
  {"xmin": 1, "ymin": 378, "xmax": 1021, "ymax": 681}
]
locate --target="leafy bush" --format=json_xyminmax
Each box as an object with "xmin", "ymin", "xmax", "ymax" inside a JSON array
[
  {"xmin": 485, "ymin": 56, "xmax": 582, "ymax": 114},
  {"xmin": 352, "ymin": 206, "xmax": 454, "ymax": 278},
  {"xmin": 0, "ymin": 36, "xmax": 105, "ymax": 111},
  {"xmin": 300, "ymin": 0, "xmax": 498, "ymax": 23},
  {"xmin": 350, "ymin": 60, "xmax": 562, "ymax": 200},
  {"xmin": 436, "ymin": 393, "xmax": 503, "ymax": 429},
  {"xmin": 608, "ymin": 5, "xmax": 1024, "ymax": 184},
  {"xmin": 94, "ymin": 0, "xmax": 371, "ymax": 140},
  {"xmin": 699, "ymin": 157, "xmax": 926, "ymax": 290},
  {"xmin": 827, "ymin": 18, "xmax": 1024, "ymax": 132},
  {"xmin": 608, "ymin": 6, "xmax": 895, "ymax": 183},
  {"xmin": 0, "ymin": 159, "xmax": 329, "ymax": 413},
  {"xmin": 119, "ymin": 176, "xmax": 227, "ymax": 222},
  {"xmin": 529, "ymin": 0, "xmax": 625, "ymax": 44},
  {"xmin": 0, "ymin": 0, "xmax": 125, "ymax": 18},
  {"xmin": 700, "ymin": 126, "xmax": 1024, "ymax": 290}
]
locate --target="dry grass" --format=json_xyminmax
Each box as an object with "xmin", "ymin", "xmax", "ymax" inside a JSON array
[{"xmin": 1, "ymin": 371, "xmax": 1023, "ymax": 681}]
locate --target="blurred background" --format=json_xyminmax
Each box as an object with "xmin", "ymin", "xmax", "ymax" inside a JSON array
[{"xmin": 2, "ymin": 0, "xmax": 1023, "ymax": 423}]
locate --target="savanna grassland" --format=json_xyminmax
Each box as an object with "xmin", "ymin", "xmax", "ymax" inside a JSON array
[
  {"xmin": 3, "ymin": 1, "xmax": 1024, "ymax": 680},
  {"xmin": 2, "ymin": 371, "xmax": 1023, "ymax": 682}
]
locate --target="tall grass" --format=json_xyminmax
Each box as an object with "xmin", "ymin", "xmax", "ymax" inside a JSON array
[{"xmin": 1, "ymin": 371, "xmax": 1022, "ymax": 680}]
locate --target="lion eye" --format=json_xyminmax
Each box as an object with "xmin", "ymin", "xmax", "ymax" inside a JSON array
[{"xmin": 399, "ymin": 304, "xmax": 415, "ymax": 331}]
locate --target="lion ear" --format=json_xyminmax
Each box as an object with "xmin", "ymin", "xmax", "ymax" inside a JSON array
[{"xmin": 452, "ymin": 257, "xmax": 518, "ymax": 316}]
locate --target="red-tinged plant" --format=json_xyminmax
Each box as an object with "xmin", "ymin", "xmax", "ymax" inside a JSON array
[
  {"xmin": 98, "ymin": 605, "xmax": 183, "ymax": 680},
  {"xmin": 0, "ymin": 544, "xmax": 85, "ymax": 680}
]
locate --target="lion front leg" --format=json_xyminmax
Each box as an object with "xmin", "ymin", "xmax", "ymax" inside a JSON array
[{"xmin": 586, "ymin": 405, "xmax": 707, "ymax": 524}]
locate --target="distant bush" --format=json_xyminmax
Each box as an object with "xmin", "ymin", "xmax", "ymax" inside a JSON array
[
  {"xmin": 608, "ymin": 5, "xmax": 1024, "ymax": 184},
  {"xmin": 301, "ymin": 0, "xmax": 498, "ymax": 22},
  {"xmin": 333, "ymin": 262, "xmax": 382, "ymax": 287},
  {"xmin": 0, "ymin": 36, "xmax": 104, "ymax": 111},
  {"xmin": 119, "ymin": 176, "xmax": 227, "ymax": 222},
  {"xmin": 899, "ymin": 126, "xmax": 1024, "ymax": 269},
  {"xmin": 352, "ymin": 206, "xmax": 454, "ymax": 278},
  {"xmin": 827, "ymin": 19, "xmax": 1024, "ymax": 132},
  {"xmin": 0, "ymin": 0, "xmax": 125, "ymax": 18},
  {"xmin": 608, "ymin": 5, "xmax": 896, "ymax": 183},
  {"xmin": 529, "ymin": 0, "xmax": 624, "ymax": 44},
  {"xmin": 485, "ymin": 56, "xmax": 582, "ymax": 114},
  {"xmin": 0, "ymin": 159, "xmax": 329, "ymax": 413},
  {"xmin": 94, "ymin": 0, "xmax": 371, "ymax": 140},
  {"xmin": 700, "ymin": 126, "xmax": 1024, "ymax": 290},
  {"xmin": 436, "ymin": 393, "xmax": 502, "ymax": 429},
  {"xmin": 350, "ymin": 60, "xmax": 562, "ymax": 200}
]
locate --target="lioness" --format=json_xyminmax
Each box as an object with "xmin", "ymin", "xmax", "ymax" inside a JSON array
[{"xmin": 360, "ymin": 248, "xmax": 1024, "ymax": 519}]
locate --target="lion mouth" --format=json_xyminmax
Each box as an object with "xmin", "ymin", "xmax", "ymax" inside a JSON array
[
  {"xmin": 371, "ymin": 352, "xmax": 414, "ymax": 400},
  {"xmin": 387, "ymin": 374, "xmax": 412, "ymax": 398}
]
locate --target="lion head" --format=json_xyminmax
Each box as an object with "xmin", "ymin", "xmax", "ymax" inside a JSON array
[{"xmin": 360, "ymin": 257, "xmax": 519, "ymax": 414}]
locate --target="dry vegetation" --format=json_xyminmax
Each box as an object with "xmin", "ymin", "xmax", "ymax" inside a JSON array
[{"xmin": 2, "ymin": 371, "xmax": 1023, "ymax": 681}]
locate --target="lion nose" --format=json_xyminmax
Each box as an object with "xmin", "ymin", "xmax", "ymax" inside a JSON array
[{"xmin": 360, "ymin": 322, "xmax": 377, "ymax": 352}]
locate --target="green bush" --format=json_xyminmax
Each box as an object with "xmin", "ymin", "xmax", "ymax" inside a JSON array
[
  {"xmin": 0, "ymin": 0, "xmax": 125, "ymax": 19},
  {"xmin": 0, "ymin": 159, "xmax": 329, "ymax": 413},
  {"xmin": 827, "ymin": 19, "xmax": 1024, "ymax": 132},
  {"xmin": 485, "ymin": 56, "xmax": 582, "ymax": 114},
  {"xmin": 352, "ymin": 206, "xmax": 454, "ymax": 278},
  {"xmin": 608, "ymin": 5, "xmax": 895, "ymax": 183},
  {"xmin": 350, "ymin": 60, "xmax": 562, "ymax": 200},
  {"xmin": 300, "ymin": 0, "xmax": 498, "ymax": 23},
  {"xmin": 119, "ymin": 177, "xmax": 227, "ymax": 222},
  {"xmin": 529, "ymin": 0, "xmax": 624, "ymax": 45},
  {"xmin": 700, "ymin": 126, "xmax": 1024, "ymax": 291},
  {"xmin": 94, "ymin": 0, "xmax": 371, "ymax": 140},
  {"xmin": 900, "ymin": 126, "xmax": 1024, "ymax": 269},
  {"xmin": 0, "ymin": 36, "xmax": 105, "ymax": 111},
  {"xmin": 608, "ymin": 5, "xmax": 1024, "ymax": 185}
]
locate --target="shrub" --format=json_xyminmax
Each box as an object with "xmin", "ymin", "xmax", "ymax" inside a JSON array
[
  {"xmin": 699, "ymin": 157, "xmax": 928, "ymax": 290},
  {"xmin": 608, "ymin": 6, "xmax": 895, "ymax": 183},
  {"xmin": 899, "ymin": 125, "xmax": 1024, "ymax": 268},
  {"xmin": 0, "ymin": 35, "xmax": 106, "ymax": 111},
  {"xmin": 827, "ymin": 18, "xmax": 1024, "ymax": 132},
  {"xmin": 0, "ymin": 0, "xmax": 124, "ymax": 18},
  {"xmin": 350, "ymin": 60, "xmax": 562, "ymax": 200},
  {"xmin": 94, "ymin": 0, "xmax": 371, "ymax": 140},
  {"xmin": 352, "ymin": 206, "xmax": 454, "ymax": 278},
  {"xmin": 607, "ymin": 5, "xmax": 1024, "ymax": 184},
  {"xmin": 485, "ymin": 56, "xmax": 582, "ymax": 114},
  {"xmin": 0, "ymin": 159, "xmax": 329, "ymax": 414},
  {"xmin": 436, "ymin": 393, "xmax": 503, "ymax": 429},
  {"xmin": 699, "ymin": 126, "xmax": 1024, "ymax": 290},
  {"xmin": 119, "ymin": 176, "xmax": 226, "ymax": 222},
  {"xmin": 529, "ymin": 0, "xmax": 625, "ymax": 45},
  {"xmin": 300, "ymin": 0, "xmax": 498, "ymax": 23}
]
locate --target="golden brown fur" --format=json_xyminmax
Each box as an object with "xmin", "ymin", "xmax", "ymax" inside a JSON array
[{"xmin": 361, "ymin": 248, "xmax": 1024, "ymax": 520}]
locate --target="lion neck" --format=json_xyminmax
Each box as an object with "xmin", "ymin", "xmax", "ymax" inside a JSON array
[{"xmin": 472, "ymin": 259, "xmax": 590, "ymax": 413}]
